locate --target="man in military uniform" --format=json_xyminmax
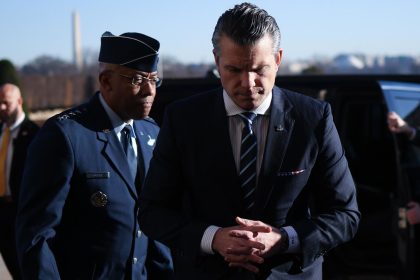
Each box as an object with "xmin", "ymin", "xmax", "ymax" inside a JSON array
[{"xmin": 15, "ymin": 31, "xmax": 173, "ymax": 279}]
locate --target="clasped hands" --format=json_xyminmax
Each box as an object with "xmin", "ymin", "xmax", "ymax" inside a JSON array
[{"xmin": 212, "ymin": 217, "xmax": 283, "ymax": 273}]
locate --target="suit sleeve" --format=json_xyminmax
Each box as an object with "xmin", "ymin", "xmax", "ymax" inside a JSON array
[
  {"xmin": 292, "ymin": 103, "xmax": 360, "ymax": 268},
  {"xmin": 140, "ymin": 122, "xmax": 175, "ymax": 279},
  {"xmin": 15, "ymin": 120, "xmax": 74, "ymax": 279},
  {"xmin": 139, "ymin": 106, "xmax": 208, "ymax": 260}
]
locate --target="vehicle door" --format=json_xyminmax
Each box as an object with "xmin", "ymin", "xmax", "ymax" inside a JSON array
[{"xmin": 380, "ymin": 80, "xmax": 420, "ymax": 279}]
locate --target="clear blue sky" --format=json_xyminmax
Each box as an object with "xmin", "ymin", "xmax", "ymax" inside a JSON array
[{"xmin": 1, "ymin": 0, "xmax": 419, "ymax": 67}]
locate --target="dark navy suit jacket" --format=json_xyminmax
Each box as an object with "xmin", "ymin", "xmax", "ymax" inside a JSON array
[
  {"xmin": 0, "ymin": 118, "xmax": 38, "ymax": 278},
  {"xmin": 139, "ymin": 87, "xmax": 360, "ymax": 279},
  {"xmin": 16, "ymin": 93, "xmax": 173, "ymax": 280},
  {"xmin": 1, "ymin": 118, "xmax": 39, "ymax": 202}
]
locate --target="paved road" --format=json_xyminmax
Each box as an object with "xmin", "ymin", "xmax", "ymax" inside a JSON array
[{"xmin": 0, "ymin": 254, "xmax": 12, "ymax": 280}]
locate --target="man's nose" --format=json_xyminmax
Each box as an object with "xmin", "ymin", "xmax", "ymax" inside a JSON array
[
  {"xmin": 241, "ymin": 72, "xmax": 256, "ymax": 88},
  {"xmin": 138, "ymin": 82, "xmax": 155, "ymax": 96}
]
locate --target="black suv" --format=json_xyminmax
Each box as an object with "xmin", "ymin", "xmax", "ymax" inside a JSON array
[{"xmin": 150, "ymin": 74, "xmax": 420, "ymax": 280}]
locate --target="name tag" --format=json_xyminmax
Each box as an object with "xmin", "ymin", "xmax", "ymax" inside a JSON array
[{"xmin": 85, "ymin": 172, "xmax": 110, "ymax": 179}]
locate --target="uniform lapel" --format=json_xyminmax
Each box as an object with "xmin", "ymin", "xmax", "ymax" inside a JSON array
[
  {"xmin": 254, "ymin": 87, "xmax": 295, "ymax": 217},
  {"xmin": 97, "ymin": 130, "xmax": 138, "ymax": 198},
  {"xmin": 89, "ymin": 94, "xmax": 138, "ymax": 199}
]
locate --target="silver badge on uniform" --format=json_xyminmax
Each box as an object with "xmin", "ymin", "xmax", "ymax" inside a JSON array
[{"xmin": 90, "ymin": 191, "xmax": 108, "ymax": 207}]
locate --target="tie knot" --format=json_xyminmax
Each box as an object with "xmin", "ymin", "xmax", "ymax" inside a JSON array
[
  {"xmin": 122, "ymin": 125, "xmax": 133, "ymax": 137},
  {"xmin": 239, "ymin": 112, "xmax": 257, "ymax": 125}
]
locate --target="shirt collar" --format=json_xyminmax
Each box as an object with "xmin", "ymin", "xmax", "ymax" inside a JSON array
[
  {"xmin": 223, "ymin": 89, "xmax": 272, "ymax": 116},
  {"xmin": 98, "ymin": 93, "xmax": 135, "ymax": 137},
  {"xmin": 2, "ymin": 113, "xmax": 25, "ymax": 133}
]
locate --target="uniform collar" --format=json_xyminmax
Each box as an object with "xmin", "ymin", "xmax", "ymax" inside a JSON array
[{"xmin": 98, "ymin": 92, "xmax": 135, "ymax": 137}]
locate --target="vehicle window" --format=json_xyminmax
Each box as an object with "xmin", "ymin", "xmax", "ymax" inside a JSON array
[
  {"xmin": 339, "ymin": 97, "xmax": 396, "ymax": 193},
  {"xmin": 380, "ymin": 81, "xmax": 420, "ymax": 201},
  {"xmin": 381, "ymin": 81, "xmax": 420, "ymax": 126}
]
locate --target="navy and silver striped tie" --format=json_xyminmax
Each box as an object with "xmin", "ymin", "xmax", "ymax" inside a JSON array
[{"xmin": 238, "ymin": 112, "xmax": 258, "ymax": 213}]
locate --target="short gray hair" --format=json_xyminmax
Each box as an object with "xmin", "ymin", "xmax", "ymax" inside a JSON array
[
  {"xmin": 212, "ymin": 2, "xmax": 281, "ymax": 56},
  {"xmin": 98, "ymin": 62, "xmax": 118, "ymax": 75}
]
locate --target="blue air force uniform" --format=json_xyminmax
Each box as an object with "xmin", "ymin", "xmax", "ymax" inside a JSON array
[{"xmin": 15, "ymin": 31, "xmax": 173, "ymax": 279}]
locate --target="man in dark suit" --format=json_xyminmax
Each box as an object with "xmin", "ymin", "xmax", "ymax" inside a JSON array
[
  {"xmin": 0, "ymin": 83, "xmax": 39, "ymax": 279},
  {"xmin": 139, "ymin": 3, "xmax": 360, "ymax": 279},
  {"xmin": 15, "ymin": 32, "xmax": 173, "ymax": 279}
]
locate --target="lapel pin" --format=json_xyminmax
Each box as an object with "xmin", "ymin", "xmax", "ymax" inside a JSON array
[{"xmin": 102, "ymin": 129, "xmax": 110, "ymax": 133}]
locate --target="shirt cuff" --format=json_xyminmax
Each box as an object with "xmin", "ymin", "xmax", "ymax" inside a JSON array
[
  {"xmin": 200, "ymin": 225, "xmax": 220, "ymax": 255},
  {"xmin": 283, "ymin": 226, "xmax": 300, "ymax": 253}
]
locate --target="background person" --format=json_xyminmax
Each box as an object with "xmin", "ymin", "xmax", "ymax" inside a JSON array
[
  {"xmin": 388, "ymin": 110, "xmax": 420, "ymax": 225},
  {"xmin": 0, "ymin": 83, "xmax": 39, "ymax": 280},
  {"xmin": 139, "ymin": 3, "xmax": 360, "ymax": 279},
  {"xmin": 15, "ymin": 31, "xmax": 173, "ymax": 279}
]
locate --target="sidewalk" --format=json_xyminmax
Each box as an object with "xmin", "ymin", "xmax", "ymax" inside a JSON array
[{"xmin": 0, "ymin": 254, "xmax": 12, "ymax": 280}]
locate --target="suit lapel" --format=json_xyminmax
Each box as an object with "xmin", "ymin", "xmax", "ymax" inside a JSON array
[
  {"xmin": 12, "ymin": 119, "xmax": 31, "ymax": 146},
  {"xmin": 254, "ymin": 87, "xmax": 295, "ymax": 216},
  {"xmin": 89, "ymin": 94, "xmax": 138, "ymax": 199},
  {"xmin": 211, "ymin": 90, "xmax": 244, "ymax": 209}
]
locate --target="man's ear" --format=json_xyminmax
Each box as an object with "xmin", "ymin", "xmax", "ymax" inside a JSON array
[
  {"xmin": 275, "ymin": 49, "xmax": 283, "ymax": 67},
  {"xmin": 213, "ymin": 49, "xmax": 220, "ymax": 68},
  {"xmin": 99, "ymin": 72, "xmax": 112, "ymax": 91}
]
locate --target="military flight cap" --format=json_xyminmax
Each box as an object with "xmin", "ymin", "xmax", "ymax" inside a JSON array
[{"xmin": 98, "ymin": 31, "xmax": 160, "ymax": 72}]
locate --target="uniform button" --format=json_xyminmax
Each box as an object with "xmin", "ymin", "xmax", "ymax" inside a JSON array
[
  {"xmin": 137, "ymin": 230, "xmax": 142, "ymax": 238},
  {"xmin": 133, "ymin": 257, "xmax": 137, "ymax": 264}
]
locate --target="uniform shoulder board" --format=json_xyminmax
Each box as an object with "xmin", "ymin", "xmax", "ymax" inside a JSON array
[{"xmin": 56, "ymin": 107, "xmax": 86, "ymax": 121}]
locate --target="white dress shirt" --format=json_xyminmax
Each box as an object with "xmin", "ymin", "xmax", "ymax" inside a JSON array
[{"xmin": 99, "ymin": 93, "xmax": 137, "ymax": 156}]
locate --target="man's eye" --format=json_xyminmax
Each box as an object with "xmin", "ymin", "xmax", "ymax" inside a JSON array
[
  {"xmin": 255, "ymin": 66, "xmax": 270, "ymax": 75},
  {"xmin": 227, "ymin": 68, "xmax": 241, "ymax": 73}
]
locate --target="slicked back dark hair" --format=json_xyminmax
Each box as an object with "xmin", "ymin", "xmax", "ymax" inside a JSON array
[{"xmin": 212, "ymin": 2, "xmax": 281, "ymax": 56}]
